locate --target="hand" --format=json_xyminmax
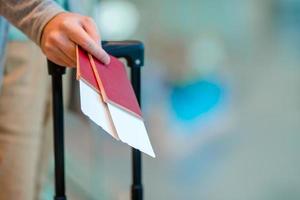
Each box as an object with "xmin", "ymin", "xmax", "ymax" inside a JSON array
[{"xmin": 41, "ymin": 12, "xmax": 110, "ymax": 67}]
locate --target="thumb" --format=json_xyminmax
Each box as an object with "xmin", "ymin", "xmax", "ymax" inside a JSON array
[{"xmin": 81, "ymin": 17, "xmax": 111, "ymax": 65}]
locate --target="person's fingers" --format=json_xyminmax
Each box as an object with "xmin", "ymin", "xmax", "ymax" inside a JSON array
[
  {"xmin": 81, "ymin": 17, "xmax": 100, "ymax": 43},
  {"xmin": 57, "ymin": 49, "xmax": 76, "ymax": 67},
  {"xmin": 41, "ymin": 12, "xmax": 110, "ymax": 66},
  {"xmin": 47, "ymin": 47, "xmax": 74, "ymax": 67},
  {"xmin": 54, "ymin": 34, "xmax": 77, "ymax": 65},
  {"xmin": 75, "ymin": 29, "xmax": 110, "ymax": 65},
  {"xmin": 66, "ymin": 24, "xmax": 110, "ymax": 65},
  {"xmin": 81, "ymin": 17, "xmax": 111, "ymax": 66},
  {"xmin": 41, "ymin": 29, "xmax": 75, "ymax": 67}
]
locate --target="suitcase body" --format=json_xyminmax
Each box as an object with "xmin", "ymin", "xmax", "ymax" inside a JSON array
[{"xmin": 47, "ymin": 41, "xmax": 145, "ymax": 200}]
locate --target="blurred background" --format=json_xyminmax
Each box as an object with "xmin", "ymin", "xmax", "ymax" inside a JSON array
[{"xmin": 31, "ymin": 0, "xmax": 300, "ymax": 199}]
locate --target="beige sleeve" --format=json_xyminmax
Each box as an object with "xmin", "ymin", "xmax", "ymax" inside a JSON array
[{"xmin": 0, "ymin": 0, "xmax": 65, "ymax": 45}]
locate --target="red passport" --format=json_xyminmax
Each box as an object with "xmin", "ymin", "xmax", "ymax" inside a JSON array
[
  {"xmin": 89, "ymin": 53, "xmax": 143, "ymax": 118},
  {"xmin": 76, "ymin": 46, "xmax": 100, "ymax": 93},
  {"xmin": 77, "ymin": 46, "xmax": 142, "ymax": 118},
  {"xmin": 76, "ymin": 45, "xmax": 155, "ymax": 157}
]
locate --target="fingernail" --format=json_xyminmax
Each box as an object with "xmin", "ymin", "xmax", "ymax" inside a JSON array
[
  {"xmin": 104, "ymin": 54, "xmax": 110, "ymax": 65},
  {"xmin": 98, "ymin": 50, "xmax": 110, "ymax": 65}
]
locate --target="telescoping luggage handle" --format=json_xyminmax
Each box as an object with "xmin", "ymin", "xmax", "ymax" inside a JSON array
[{"xmin": 47, "ymin": 41, "xmax": 145, "ymax": 200}]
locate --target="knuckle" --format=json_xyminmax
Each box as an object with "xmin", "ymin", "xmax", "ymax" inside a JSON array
[
  {"xmin": 83, "ymin": 16, "xmax": 93, "ymax": 24},
  {"xmin": 48, "ymin": 33, "xmax": 59, "ymax": 45},
  {"xmin": 44, "ymin": 41, "xmax": 52, "ymax": 52},
  {"xmin": 60, "ymin": 19, "xmax": 70, "ymax": 30}
]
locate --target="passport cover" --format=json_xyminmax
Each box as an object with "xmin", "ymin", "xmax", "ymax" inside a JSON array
[
  {"xmin": 76, "ymin": 46, "xmax": 100, "ymax": 93},
  {"xmin": 76, "ymin": 45, "xmax": 155, "ymax": 157},
  {"xmin": 89, "ymin": 54, "xmax": 143, "ymax": 119}
]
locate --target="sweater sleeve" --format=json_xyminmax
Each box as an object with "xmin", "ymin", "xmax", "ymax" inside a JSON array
[{"xmin": 0, "ymin": 0, "xmax": 65, "ymax": 46}]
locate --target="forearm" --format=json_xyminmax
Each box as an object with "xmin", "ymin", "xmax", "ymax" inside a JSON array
[{"xmin": 0, "ymin": 0, "xmax": 64, "ymax": 45}]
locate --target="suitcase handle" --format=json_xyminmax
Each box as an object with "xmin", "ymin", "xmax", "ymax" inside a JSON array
[
  {"xmin": 102, "ymin": 40, "xmax": 144, "ymax": 200},
  {"xmin": 48, "ymin": 40, "xmax": 145, "ymax": 200},
  {"xmin": 102, "ymin": 40, "xmax": 144, "ymax": 68}
]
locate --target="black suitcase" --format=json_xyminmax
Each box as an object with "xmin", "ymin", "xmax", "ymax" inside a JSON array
[{"xmin": 47, "ymin": 41, "xmax": 145, "ymax": 200}]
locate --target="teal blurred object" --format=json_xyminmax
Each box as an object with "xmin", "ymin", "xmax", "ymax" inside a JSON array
[{"xmin": 170, "ymin": 79, "xmax": 223, "ymax": 122}]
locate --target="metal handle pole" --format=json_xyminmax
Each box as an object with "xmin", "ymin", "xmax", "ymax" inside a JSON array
[
  {"xmin": 131, "ymin": 67, "xmax": 143, "ymax": 200},
  {"xmin": 47, "ymin": 60, "xmax": 67, "ymax": 200}
]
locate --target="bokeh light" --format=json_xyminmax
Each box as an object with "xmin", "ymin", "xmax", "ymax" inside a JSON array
[{"xmin": 94, "ymin": 0, "xmax": 140, "ymax": 40}]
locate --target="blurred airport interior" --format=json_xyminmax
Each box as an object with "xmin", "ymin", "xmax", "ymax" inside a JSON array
[{"xmin": 39, "ymin": 0, "xmax": 300, "ymax": 199}]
